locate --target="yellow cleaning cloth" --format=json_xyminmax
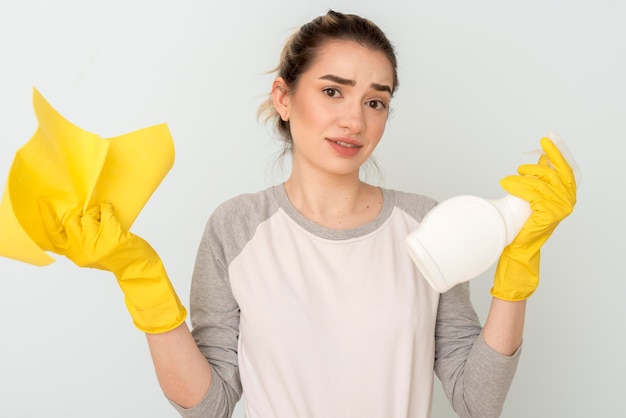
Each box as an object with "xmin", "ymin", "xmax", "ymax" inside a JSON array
[{"xmin": 0, "ymin": 88, "xmax": 174, "ymax": 266}]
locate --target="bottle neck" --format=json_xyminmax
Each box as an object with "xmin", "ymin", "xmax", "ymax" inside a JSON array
[{"xmin": 488, "ymin": 194, "xmax": 532, "ymax": 245}]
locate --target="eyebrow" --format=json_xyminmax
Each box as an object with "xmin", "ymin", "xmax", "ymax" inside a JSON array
[{"xmin": 319, "ymin": 74, "xmax": 392, "ymax": 94}]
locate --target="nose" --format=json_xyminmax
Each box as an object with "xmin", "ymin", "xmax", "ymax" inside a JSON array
[{"xmin": 337, "ymin": 100, "xmax": 364, "ymax": 133}]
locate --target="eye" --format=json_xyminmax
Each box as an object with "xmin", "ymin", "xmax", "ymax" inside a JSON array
[
  {"xmin": 365, "ymin": 99, "xmax": 389, "ymax": 111},
  {"xmin": 322, "ymin": 87, "xmax": 342, "ymax": 98}
]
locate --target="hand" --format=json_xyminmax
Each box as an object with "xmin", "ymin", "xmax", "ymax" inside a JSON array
[
  {"xmin": 491, "ymin": 137, "xmax": 577, "ymax": 301},
  {"xmin": 39, "ymin": 199, "xmax": 187, "ymax": 333}
]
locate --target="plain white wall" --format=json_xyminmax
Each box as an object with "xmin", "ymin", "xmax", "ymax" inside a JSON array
[{"xmin": 0, "ymin": 1, "xmax": 623, "ymax": 417}]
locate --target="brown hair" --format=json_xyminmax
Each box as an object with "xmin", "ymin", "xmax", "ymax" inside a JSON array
[{"xmin": 259, "ymin": 10, "xmax": 399, "ymax": 151}]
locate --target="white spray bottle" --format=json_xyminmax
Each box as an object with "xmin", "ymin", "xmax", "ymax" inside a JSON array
[{"xmin": 405, "ymin": 130, "xmax": 581, "ymax": 293}]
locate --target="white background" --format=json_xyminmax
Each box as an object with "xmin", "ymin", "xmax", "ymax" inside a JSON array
[{"xmin": 0, "ymin": 1, "xmax": 623, "ymax": 417}]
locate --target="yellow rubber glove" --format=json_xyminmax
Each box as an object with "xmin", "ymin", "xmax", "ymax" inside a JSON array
[
  {"xmin": 491, "ymin": 137, "xmax": 577, "ymax": 301},
  {"xmin": 38, "ymin": 199, "xmax": 187, "ymax": 333}
]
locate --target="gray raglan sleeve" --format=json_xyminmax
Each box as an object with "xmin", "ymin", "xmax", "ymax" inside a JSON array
[
  {"xmin": 435, "ymin": 283, "xmax": 522, "ymax": 418},
  {"xmin": 168, "ymin": 205, "xmax": 244, "ymax": 418}
]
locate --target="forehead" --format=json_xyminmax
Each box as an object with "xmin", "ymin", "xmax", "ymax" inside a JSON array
[{"xmin": 306, "ymin": 40, "xmax": 395, "ymax": 86}]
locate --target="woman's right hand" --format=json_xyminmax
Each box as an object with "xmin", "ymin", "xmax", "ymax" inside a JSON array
[{"xmin": 38, "ymin": 198, "xmax": 187, "ymax": 334}]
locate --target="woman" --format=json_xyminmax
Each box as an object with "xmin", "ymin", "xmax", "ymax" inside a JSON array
[{"xmin": 39, "ymin": 10, "xmax": 576, "ymax": 418}]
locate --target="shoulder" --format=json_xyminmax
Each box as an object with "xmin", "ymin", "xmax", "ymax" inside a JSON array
[
  {"xmin": 197, "ymin": 186, "xmax": 281, "ymax": 264},
  {"xmin": 204, "ymin": 185, "xmax": 281, "ymax": 241},
  {"xmin": 384, "ymin": 188, "xmax": 438, "ymax": 223},
  {"xmin": 212, "ymin": 186, "xmax": 278, "ymax": 220}
]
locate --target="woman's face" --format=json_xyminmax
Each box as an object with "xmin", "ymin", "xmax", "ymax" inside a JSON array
[{"xmin": 275, "ymin": 40, "xmax": 394, "ymax": 178}]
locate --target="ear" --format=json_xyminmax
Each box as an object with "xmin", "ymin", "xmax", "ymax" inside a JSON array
[{"xmin": 271, "ymin": 77, "xmax": 290, "ymax": 121}]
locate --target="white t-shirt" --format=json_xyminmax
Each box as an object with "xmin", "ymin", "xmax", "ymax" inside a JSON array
[{"xmin": 170, "ymin": 185, "xmax": 520, "ymax": 418}]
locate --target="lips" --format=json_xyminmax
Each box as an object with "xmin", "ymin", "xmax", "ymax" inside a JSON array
[
  {"xmin": 334, "ymin": 140, "xmax": 359, "ymax": 148},
  {"xmin": 327, "ymin": 138, "xmax": 363, "ymax": 156}
]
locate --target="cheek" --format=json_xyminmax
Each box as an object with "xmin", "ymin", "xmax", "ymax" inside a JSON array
[
  {"xmin": 290, "ymin": 99, "xmax": 333, "ymax": 136},
  {"xmin": 368, "ymin": 115, "xmax": 388, "ymax": 143},
  {"xmin": 299, "ymin": 97, "xmax": 329, "ymax": 122}
]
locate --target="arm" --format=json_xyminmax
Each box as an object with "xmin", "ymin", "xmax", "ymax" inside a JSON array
[
  {"xmin": 146, "ymin": 323, "xmax": 212, "ymax": 409},
  {"xmin": 146, "ymin": 207, "xmax": 243, "ymax": 416},
  {"xmin": 434, "ymin": 284, "xmax": 521, "ymax": 418},
  {"xmin": 38, "ymin": 199, "xmax": 241, "ymax": 417},
  {"xmin": 482, "ymin": 136, "xmax": 576, "ymax": 354},
  {"xmin": 435, "ymin": 137, "xmax": 577, "ymax": 416},
  {"xmin": 165, "ymin": 206, "xmax": 244, "ymax": 417},
  {"xmin": 482, "ymin": 298, "xmax": 526, "ymax": 355}
]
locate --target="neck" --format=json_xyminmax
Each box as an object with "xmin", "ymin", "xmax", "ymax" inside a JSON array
[{"xmin": 284, "ymin": 170, "xmax": 382, "ymax": 229}]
